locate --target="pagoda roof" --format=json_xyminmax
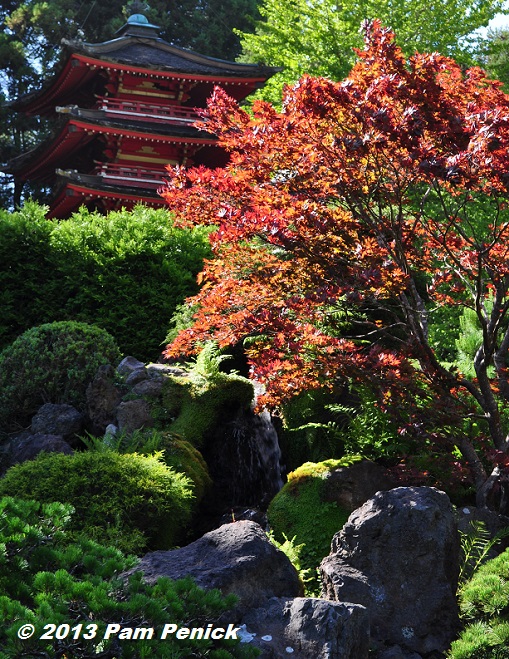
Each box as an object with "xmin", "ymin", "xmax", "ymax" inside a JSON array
[
  {"xmin": 49, "ymin": 171, "xmax": 166, "ymax": 219},
  {"xmin": 10, "ymin": 19, "xmax": 280, "ymax": 115},
  {"xmin": 5, "ymin": 109, "xmax": 216, "ymax": 181}
]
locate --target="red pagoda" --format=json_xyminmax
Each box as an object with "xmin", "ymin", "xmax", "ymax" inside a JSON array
[{"xmin": 6, "ymin": 12, "xmax": 278, "ymax": 218}]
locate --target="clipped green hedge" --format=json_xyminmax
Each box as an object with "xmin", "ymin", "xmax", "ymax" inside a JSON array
[
  {"xmin": 0, "ymin": 202, "xmax": 211, "ymax": 360},
  {"xmin": 0, "ymin": 450, "xmax": 194, "ymax": 553},
  {"xmin": 0, "ymin": 320, "xmax": 121, "ymax": 433}
]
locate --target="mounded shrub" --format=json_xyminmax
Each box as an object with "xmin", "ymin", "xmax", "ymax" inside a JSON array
[
  {"xmin": 0, "ymin": 450, "xmax": 194, "ymax": 553},
  {"xmin": 0, "ymin": 496, "xmax": 254, "ymax": 659},
  {"xmin": 0, "ymin": 320, "xmax": 121, "ymax": 433},
  {"xmin": 267, "ymin": 457, "xmax": 360, "ymax": 590},
  {"xmin": 0, "ymin": 202, "xmax": 212, "ymax": 360},
  {"xmin": 88, "ymin": 429, "xmax": 213, "ymax": 510}
]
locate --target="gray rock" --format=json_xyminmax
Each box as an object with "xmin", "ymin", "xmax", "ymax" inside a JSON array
[
  {"xmin": 131, "ymin": 379, "xmax": 164, "ymax": 398},
  {"xmin": 31, "ymin": 403, "xmax": 83, "ymax": 446},
  {"xmin": 116, "ymin": 399, "xmax": 153, "ymax": 434},
  {"xmin": 125, "ymin": 367, "xmax": 149, "ymax": 386},
  {"xmin": 320, "ymin": 487, "xmax": 460, "ymax": 655},
  {"xmin": 240, "ymin": 597, "xmax": 369, "ymax": 658},
  {"xmin": 375, "ymin": 645, "xmax": 423, "ymax": 659},
  {"xmin": 86, "ymin": 364, "xmax": 121, "ymax": 435},
  {"xmin": 322, "ymin": 459, "xmax": 396, "ymax": 512},
  {"xmin": 117, "ymin": 356, "xmax": 146, "ymax": 377},
  {"xmin": 455, "ymin": 504, "xmax": 509, "ymax": 538},
  {"xmin": 122, "ymin": 521, "xmax": 303, "ymax": 612},
  {"xmin": 146, "ymin": 363, "xmax": 188, "ymax": 379},
  {"xmin": 1, "ymin": 432, "xmax": 73, "ymax": 474}
]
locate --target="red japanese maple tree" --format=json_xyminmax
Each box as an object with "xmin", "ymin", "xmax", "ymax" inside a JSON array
[{"xmin": 161, "ymin": 21, "xmax": 509, "ymax": 507}]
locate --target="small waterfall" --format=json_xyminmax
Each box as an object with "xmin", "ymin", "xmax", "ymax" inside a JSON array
[{"xmin": 202, "ymin": 408, "xmax": 284, "ymax": 510}]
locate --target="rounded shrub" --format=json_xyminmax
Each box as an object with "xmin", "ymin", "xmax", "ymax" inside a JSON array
[
  {"xmin": 0, "ymin": 320, "xmax": 121, "ymax": 433},
  {"xmin": 0, "ymin": 450, "xmax": 194, "ymax": 553},
  {"xmin": 88, "ymin": 429, "xmax": 212, "ymax": 509},
  {"xmin": 267, "ymin": 457, "xmax": 360, "ymax": 591}
]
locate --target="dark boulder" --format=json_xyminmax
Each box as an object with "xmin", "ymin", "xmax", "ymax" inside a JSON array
[
  {"xmin": 240, "ymin": 597, "xmax": 369, "ymax": 658},
  {"xmin": 322, "ymin": 459, "xmax": 396, "ymax": 512},
  {"xmin": 31, "ymin": 403, "xmax": 83, "ymax": 446},
  {"xmin": 122, "ymin": 520, "xmax": 302, "ymax": 613},
  {"xmin": 320, "ymin": 487, "xmax": 460, "ymax": 655},
  {"xmin": 1, "ymin": 432, "xmax": 73, "ymax": 475},
  {"xmin": 86, "ymin": 364, "xmax": 121, "ymax": 435}
]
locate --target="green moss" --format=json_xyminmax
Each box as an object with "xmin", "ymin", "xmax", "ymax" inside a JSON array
[
  {"xmin": 0, "ymin": 451, "xmax": 193, "ymax": 554},
  {"xmin": 159, "ymin": 434, "xmax": 213, "ymax": 503},
  {"xmin": 162, "ymin": 372, "xmax": 254, "ymax": 447},
  {"xmin": 267, "ymin": 456, "xmax": 360, "ymax": 591}
]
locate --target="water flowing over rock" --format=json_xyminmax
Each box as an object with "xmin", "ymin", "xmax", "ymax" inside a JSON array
[{"xmin": 203, "ymin": 409, "xmax": 284, "ymax": 509}]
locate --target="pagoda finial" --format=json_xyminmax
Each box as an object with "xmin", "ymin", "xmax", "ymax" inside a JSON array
[
  {"xmin": 118, "ymin": 1, "xmax": 160, "ymax": 37},
  {"xmin": 125, "ymin": 1, "xmax": 150, "ymax": 18}
]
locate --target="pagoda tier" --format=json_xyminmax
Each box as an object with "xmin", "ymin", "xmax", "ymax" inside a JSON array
[{"xmin": 5, "ymin": 13, "xmax": 279, "ymax": 218}]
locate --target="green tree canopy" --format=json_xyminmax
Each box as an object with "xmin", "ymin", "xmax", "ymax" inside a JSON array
[
  {"xmin": 238, "ymin": 0, "xmax": 508, "ymax": 104},
  {"xmin": 480, "ymin": 27, "xmax": 509, "ymax": 90}
]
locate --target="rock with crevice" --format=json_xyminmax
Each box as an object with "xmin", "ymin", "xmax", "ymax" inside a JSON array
[
  {"xmin": 86, "ymin": 364, "xmax": 121, "ymax": 435},
  {"xmin": 320, "ymin": 487, "xmax": 460, "ymax": 655},
  {"xmin": 116, "ymin": 399, "xmax": 153, "ymax": 434},
  {"xmin": 239, "ymin": 596, "xmax": 369, "ymax": 658},
  {"xmin": 31, "ymin": 403, "xmax": 83, "ymax": 446}
]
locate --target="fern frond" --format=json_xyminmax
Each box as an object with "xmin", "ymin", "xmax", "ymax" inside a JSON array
[{"xmin": 459, "ymin": 520, "xmax": 509, "ymax": 586}]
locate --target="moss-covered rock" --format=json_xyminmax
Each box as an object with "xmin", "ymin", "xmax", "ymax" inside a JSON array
[
  {"xmin": 155, "ymin": 432, "xmax": 213, "ymax": 504},
  {"xmin": 267, "ymin": 456, "xmax": 361, "ymax": 588},
  {"xmin": 161, "ymin": 372, "xmax": 255, "ymax": 447}
]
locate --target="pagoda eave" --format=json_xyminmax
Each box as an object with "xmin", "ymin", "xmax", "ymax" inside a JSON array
[
  {"xmin": 49, "ymin": 177, "xmax": 166, "ymax": 219},
  {"xmin": 5, "ymin": 114, "xmax": 216, "ymax": 181},
  {"xmin": 10, "ymin": 46, "xmax": 280, "ymax": 116}
]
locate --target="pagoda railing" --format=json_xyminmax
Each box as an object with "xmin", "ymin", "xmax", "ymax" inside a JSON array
[
  {"xmin": 96, "ymin": 97, "xmax": 200, "ymax": 125},
  {"xmin": 95, "ymin": 163, "xmax": 165, "ymax": 190}
]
